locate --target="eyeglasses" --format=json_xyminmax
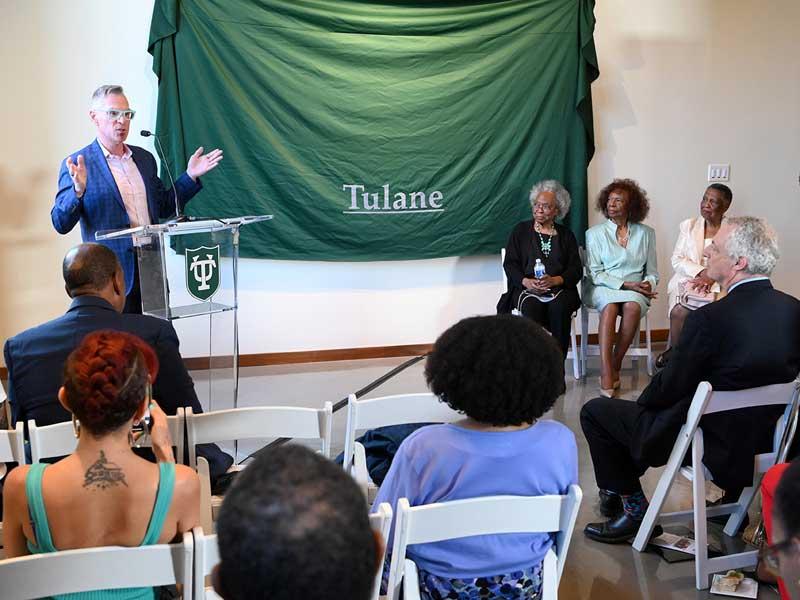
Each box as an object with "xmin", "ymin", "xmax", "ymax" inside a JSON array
[
  {"xmin": 533, "ymin": 203, "xmax": 556, "ymax": 212},
  {"xmin": 97, "ymin": 109, "xmax": 136, "ymax": 121},
  {"xmin": 759, "ymin": 537, "xmax": 800, "ymax": 576}
]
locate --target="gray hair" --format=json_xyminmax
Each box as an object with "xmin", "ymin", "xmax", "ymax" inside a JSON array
[
  {"xmin": 90, "ymin": 85, "xmax": 125, "ymax": 109},
  {"xmin": 529, "ymin": 180, "xmax": 572, "ymax": 219},
  {"xmin": 724, "ymin": 216, "xmax": 779, "ymax": 275}
]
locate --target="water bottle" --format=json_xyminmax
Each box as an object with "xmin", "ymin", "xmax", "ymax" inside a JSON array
[{"xmin": 534, "ymin": 258, "xmax": 546, "ymax": 279}]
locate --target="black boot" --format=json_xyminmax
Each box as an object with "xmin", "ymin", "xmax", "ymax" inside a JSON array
[
  {"xmin": 598, "ymin": 490, "xmax": 623, "ymax": 518},
  {"xmin": 584, "ymin": 513, "xmax": 663, "ymax": 544}
]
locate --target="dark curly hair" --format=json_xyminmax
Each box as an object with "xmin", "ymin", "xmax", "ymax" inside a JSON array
[
  {"xmin": 596, "ymin": 178, "xmax": 650, "ymax": 223},
  {"xmin": 63, "ymin": 330, "xmax": 159, "ymax": 436},
  {"xmin": 425, "ymin": 315, "xmax": 565, "ymax": 427}
]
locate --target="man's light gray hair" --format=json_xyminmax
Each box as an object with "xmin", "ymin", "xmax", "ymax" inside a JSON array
[
  {"xmin": 529, "ymin": 180, "xmax": 572, "ymax": 219},
  {"xmin": 90, "ymin": 85, "xmax": 125, "ymax": 109},
  {"xmin": 724, "ymin": 216, "xmax": 779, "ymax": 275}
]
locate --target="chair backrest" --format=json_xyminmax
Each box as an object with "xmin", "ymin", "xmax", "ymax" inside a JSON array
[
  {"xmin": 28, "ymin": 414, "xmax": 185, "ymax": 464},
  {"xmin": 386, "ymin": 485, "xmax": 582, "ymax": 600},
  {"xmin": 192, "ymin": 527, "xmax": 220, "ymax": 600},
  {"xmin": 368, "ymin": 502, "xmax": 393, "ymax": 600},
  {"xmin": 684, "ymin": 379, "xmax": 800, "ymax": 438},
  {"xmin": 342, "ymin": 393, "xmax": 462, "ymax": 471},
  {"xmin": 0, "ymin": 422, "xmax": 26, "ymax": 470},
  {"xmin": 681, "ymin": 379, "xmax": 800, "ymax": 475},
  {"xmin": 186, "ymin": 403, "xmax": 333, "ymax": 468},
  {"xmin": 0, "ymin": 531, "xmax": 193, "ymax": 600},
  {"xmin": 28, "ymin": 420, "xmax": 75, "ymax": 463}
]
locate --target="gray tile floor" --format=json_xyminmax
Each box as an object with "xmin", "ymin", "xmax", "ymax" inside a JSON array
[{"xmin": 191, "ymin": 350, "xmax": 779, "ymax": 599}]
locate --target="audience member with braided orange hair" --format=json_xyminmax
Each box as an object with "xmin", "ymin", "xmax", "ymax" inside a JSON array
[{"xmin": 2, "ymin": 330, "xmax": 200, "ymax": 598}]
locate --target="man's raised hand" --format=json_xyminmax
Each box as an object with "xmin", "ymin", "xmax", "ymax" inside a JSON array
[
  {"xmin": 66, "ymin": 154, "xmax": 87, "ymax": 196},
  {"xmin": 186, "ymin": 146, "xmax": 224, "ymax": 180}
]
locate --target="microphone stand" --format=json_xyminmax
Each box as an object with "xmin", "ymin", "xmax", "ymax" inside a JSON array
[{"xmin": 141, "ymin": 130, "xmax": 192, "ymax": 223}]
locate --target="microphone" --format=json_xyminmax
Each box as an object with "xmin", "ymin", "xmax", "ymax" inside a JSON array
[{"xmin": 140, "ymin": 130, "xmax": 184, "ymax": 222}]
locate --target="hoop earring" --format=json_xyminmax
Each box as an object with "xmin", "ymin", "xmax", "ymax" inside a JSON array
[{"xmin": 72, "ymin": 415, "xmax": 81, "ymax": 439}]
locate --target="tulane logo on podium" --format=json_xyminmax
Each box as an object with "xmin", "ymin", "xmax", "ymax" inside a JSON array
[{"xmin": 186, "ymin": 245, "xmax": 221, "ymax": 301}]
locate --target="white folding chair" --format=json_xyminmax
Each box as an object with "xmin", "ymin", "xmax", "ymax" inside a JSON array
[
  {"xmin": 632, "ymin": 379, "xmax": 800, "ymax": 589},
  {"xmin": 342, "ymin": 393, "xmax": 461, "ymax": 501},
  {"xmin": 186, "ymin": 403, "xmax": 333, "ymax": 533},
  {"xmin": 0, "ymin": 422, "xmax": 26, "ymax": 549},
  {"xmin": 369, "ymin": 502, "xmax": 393, "ymax": 600},
  {"xmin": 0, "ymin": 531, "xmax": 193, "ymax": 600},
  {"xmin": 578, "ymin": 248, "xmax": 654, "ymax": 378},
  {"xmin": 0, "ymin": 423, "xmax": 25, "ymax": 473},
  {"xmin": 386, "ymin": 485, "xmax": 583, "ymax": 600},
  {"xmin": 192, "ymin": 527, "xmax": 223, "ymax": 600},
  {"xmin": 501, "ymin": 249, "xmax": 581, "ymax": 379},
  {"xmin": 28, "ymin": 414, "xmax": 185, "ymax": 464}
]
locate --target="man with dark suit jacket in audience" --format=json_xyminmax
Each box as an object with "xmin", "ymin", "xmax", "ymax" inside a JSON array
[
  {"xmin": 581, "ymin": 216, "xmax": 800, "ymax": 543},
  {"xmin": 3, "ymin": 243, "xmax": 232, "ymax": 479}
]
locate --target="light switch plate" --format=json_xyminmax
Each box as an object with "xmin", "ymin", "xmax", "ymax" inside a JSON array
[{"xmin": 707, "ymin": 164, "xmax": 730, "ymax": 182}]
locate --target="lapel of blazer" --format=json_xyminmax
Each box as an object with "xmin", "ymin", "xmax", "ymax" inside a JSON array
[
  {"xmin": 690, "ymin": 216, "xmax": 705, "ymax": 263},
  {"xmin": 88, "ymin": 140, "xmax": 126, "ymax": 213}
]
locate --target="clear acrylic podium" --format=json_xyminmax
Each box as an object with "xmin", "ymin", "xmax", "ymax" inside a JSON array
[{"xmin": 96, "ymin": 216, "xmax": 272, "ymax": 412}]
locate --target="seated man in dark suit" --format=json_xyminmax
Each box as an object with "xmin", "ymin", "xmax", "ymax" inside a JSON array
[
  {"xmin": 581, "ymin": 216, "xmax": 800, "ymax": 543},
  {"xmin": 3, "ymin": 243, "xmax": 232, "ymax": 479}
]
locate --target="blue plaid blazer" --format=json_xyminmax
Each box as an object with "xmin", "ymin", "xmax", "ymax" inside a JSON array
[{"xmin": 51, "ymin": 139, "xmax": 202, "ymax": 293}]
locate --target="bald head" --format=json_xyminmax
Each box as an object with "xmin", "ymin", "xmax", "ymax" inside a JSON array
[{"xmin": 63, "ymin": 244, "xmax": 125, "ymax": 310}]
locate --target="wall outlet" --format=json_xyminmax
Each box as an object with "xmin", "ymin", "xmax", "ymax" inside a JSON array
[{"xmin": 707, "ymin": 164, "xmax": 730, "ymax": 182}]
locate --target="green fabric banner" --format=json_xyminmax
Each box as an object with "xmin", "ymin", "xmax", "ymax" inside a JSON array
[{"xmin": 148, "ymin": 0, "xmax": 598, "ymax": 260}]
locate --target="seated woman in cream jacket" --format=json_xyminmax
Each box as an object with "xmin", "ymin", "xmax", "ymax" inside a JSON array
[{"xmin": 658, "ymin": 184, "xmax": 732, "ymax": 367}]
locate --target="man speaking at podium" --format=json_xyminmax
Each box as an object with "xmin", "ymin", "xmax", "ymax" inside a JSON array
[{"xmin": 51, "ymin": 84, "xmax": 223, "ymax": 313}]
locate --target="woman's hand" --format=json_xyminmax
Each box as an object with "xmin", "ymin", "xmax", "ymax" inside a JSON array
[
  {"xmin": 148, "ymin": 399, "xmax": 176, "ymax": 464},
  {"xmin": 623, "ymin": 281, "xmax": 658, "ymax": 299},
  {"xmin": 536, "ymin": 275, "xmax": 563, "ymax": 290},
  {"xmin": 687, "ymin": 270, "xmax": 715, "ymax": 294},
  {"xmin": 522, "ymin": 277, "xmax": 537, "ymax": 290}
]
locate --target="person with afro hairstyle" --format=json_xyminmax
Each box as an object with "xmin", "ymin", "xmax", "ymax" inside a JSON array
[
  {"xmin": 583, "ymin": 178, "xmax": 658, "ymax": 397},
  {"xmin": 372, "ymin": 315, "xmax": 577, "ymax": 600},
  {"xmin": 2, "ymin": 331, "xmax": 200, "ymax": 599},
  {"xmin": 213, "ymin": 444, "xmax": 382, "ymax": 600}
]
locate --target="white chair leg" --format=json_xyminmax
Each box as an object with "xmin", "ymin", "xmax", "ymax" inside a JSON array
[
  {"xmin": 724, "ymin": 485, "xmax": 755, "ymax": 537},
  {"xmin": 631, "ymin": 320, "xmax": 641, "ymax": 371},
  {"xmin": 633, "ymin": 425, "xmax": 692, "ymax": 551},
  {"xmin": 645, "ymin": 315, "xmax": 654, "ymax": 376},
  {"xmin": 570, "ymin": 316, "xmax": 580, "ymax": 380},
  {"xmin": 692, "ymin": 434, "xmax": 711, "ymax": 590},
  {"xmin": 580, "ymin": 307, "xmax": 589, "ymax": 379}
]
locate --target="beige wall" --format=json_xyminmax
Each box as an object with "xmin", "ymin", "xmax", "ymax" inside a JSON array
[
  {"xmin": 589, "ymin": 0, "xmax": 800, "ymax": 325},
  {"xmin": 1, "ymin": 1, "xmax": 798, "ymax": 360}
]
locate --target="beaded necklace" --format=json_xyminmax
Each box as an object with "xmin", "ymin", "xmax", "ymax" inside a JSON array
[{"xmin": 534, "ymin": 223, "xmax": 555, "ymax": 258}]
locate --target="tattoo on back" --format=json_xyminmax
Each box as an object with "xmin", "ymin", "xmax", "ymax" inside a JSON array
[{"xmin": 83, "ymin": 450, "xmax": 128, "ymax": 490}]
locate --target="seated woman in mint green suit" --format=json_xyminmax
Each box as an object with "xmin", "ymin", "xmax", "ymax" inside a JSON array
[
  {"xmin": 2, "ymin": 331, "xmax": 200, "ymax": 600},
  {"xmin": 583, "ymin": 179, "xmax": 658, "ymax": 397}
]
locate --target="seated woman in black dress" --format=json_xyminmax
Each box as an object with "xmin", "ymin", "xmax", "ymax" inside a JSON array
[{"xmin": 497, "ymin": 180, "xmax": 582, "ymax": 357}]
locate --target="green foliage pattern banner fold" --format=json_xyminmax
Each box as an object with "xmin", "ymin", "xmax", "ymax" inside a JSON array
[{"xmin": 148, "ymin": 0, "xmax": 598, "ymax": 260}]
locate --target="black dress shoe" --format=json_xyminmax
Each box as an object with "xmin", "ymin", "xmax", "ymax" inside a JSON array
[
  {"xmin": 598, "ymin": 490, "xmax": 623, "ymax": 517},
  {"xmin": 584, "ymin": 513, "xmax": 663, "ymax": 544}
]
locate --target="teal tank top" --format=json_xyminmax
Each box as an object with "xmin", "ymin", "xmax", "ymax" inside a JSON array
[{"xmin": 25, "ymin": 461, "xmax": 176, "ymax": 600}]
